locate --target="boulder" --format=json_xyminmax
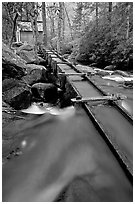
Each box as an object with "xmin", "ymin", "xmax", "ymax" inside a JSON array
[
  {"xmin": 17, "ymin": 43, "xmax": 34, "ymax": 52},
  {"xmin": 2, "ymin": 43, "xmax": 27, "ymax": 65},
  {"xmin": 2, "ymin": 78, "xmax": 20, "ymax": 92},
  {"xmin": 2, "ymin": 58, "xmax": 26, "ymax": 80},
  {"xmin": 2, "ymin": 43, "xmax": 50, "ymax": 109},
  {"xmin": 23, "ymin": 64, "xmax": 48, "ymax": 85},
  {"xmin": 16, "ymin": 50, "xmax": 35, "ymax": 63},
  {"xmin": 88, "ymin": 53, "xmax": 96, "ymax": 63},
  {"xmin": 61, "ymin": 43, "xmax": 73, "ymax": 55},
  {"xmin": 31, "ymin": 83, "xmax": 58, "ymax": 103},
  {"xmin": 104, "ymin": 65, "xmax": 115, "ymax": 70},
  {"xmin": 26, "ymin": 56, "xmax": 46, "ymax": 66},
  {"xmin": 75, "ymin": 53, "xmax": 89, "ymax": 65},
  {"xmin": 96, "ymin": 70, "xmax": 111, "ymax": 76},
  {"xmin": 89, "ymin": 63, "xmax": 98, "ymax": 67},
  {"xmin": 2, "ymin": 101, "xmax": 15, "ymax": 118},
  {"xmin": 12, "ymin": 41, "xmax": 24, "ymax": 48},
  {"xmin": 112, "ymin": 70, "xmax": 129, "ymax": 77},
  {"xmin": 3, "ymin": 82, "xmax": 31, "ymax": 110},
  {"xmin": 26, "ymin": 64, "xmax": 43, "ymax": 74},
  {"xmin": 2, "ymin": 65, "xmax": 48, "ymax": 110},
  {"xmin": 124, "ymin": 80, "xmax": 133, "ymax": 88},
  {"xmin": 62, "ymin": 53, "xmax": 70, "ymax": 59},
  {"xmin": 2, "ymin": 43, "xmax": 27, "ymax": 80},
  {"xmin": 76, "ymin": 64, "xmax": 95, "ymax": 74},
  {"xmin": 17, "ymin": 49, "xmax": 46, "ymax": 65}
]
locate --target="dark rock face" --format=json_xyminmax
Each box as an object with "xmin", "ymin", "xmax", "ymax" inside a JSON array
[
  {"xmin": 2, "ymin": 66, "xmax": 48, "ymax": 110},
  {"xmin": 17, "ymin": 43, "xmax": 34, "ymax": 52},
  {"xmin": 17, "ymin": 50, "xmax": 46, "ymax": 65},
  {"xmin": 26, "ymin": 56, "xmax": 46, "ymax": 66},
  {"xmin": 2, "ymin": 43, "xmax": 27, "ymax": 80},
  {"xmin": 2, "ymin": 44, "xmax": 49, "ymax": 110},
  {"xmin": 2, "ymin": 58, "xmax": 26, "ymax": 80},
  {"xmin": 2, "ymin": 44, "xmax": 61, "ymax": 166},
  {"xmin": 10, "ymin": 90, "xmax": 31, "ymax": 110},
  {"xmin": 16, "ymin": 43, "xmax": 46, "ymax": 65},
  {"xmin": 75, "ymin": 53, "xmax": 90, "ymax": 65},
  {"xmin": 2, "ymin": 65, "xmax": 48, "ymax": 110},
  {"xmin": 3, "ymin": 85, "xmax": 31, "ymax": 110},
  {"xmin": 31, "ymin": 83, "xmax": 58, "ymax": 103},
  {"xmin": 16, "ymin": 50, "xmax": 36, "ymax": 63},
  {"xmin": 59, "ymin": 80, "xmax": 77, "ymax": 108},
  {"xmin": 61, "ymin": 44, "xmax": 73, "ymax": 55},
  {"xmin": 2, "ymin": 78, "xmax": 20, "ymax": 92},
  {"xmin": 23, "ymin": 65, "xmax": 48, "ymax": 85},
  {"xmin": 2, "ymin": 44, "xmax": 31, "ymax": 109},
  {"xmin": 75, "ymin": 52, "xmax": 96, "ymax": 66}
]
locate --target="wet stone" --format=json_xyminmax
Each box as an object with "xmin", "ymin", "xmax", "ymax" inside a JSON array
[
  {"xmin": 2, "ymin": 78, "xmax": 20, "ymax": 92},
  {"xmin": 22, "ymin": 66, "xmax": 48, "ymax": 85},
  {"xmin": 104, "ymin": 65, "xmax": 115, "ymax": 70},
  {"xmin": 2, "ymin": 43, "xmax": 27, "ymax": 80},
  {"xmin": 31, "ymin": 83, "xmax": 58, "ymax": 103},
  {"xmin": 3, "ymin": 86, "xmax": 31, "ymax": 110}
]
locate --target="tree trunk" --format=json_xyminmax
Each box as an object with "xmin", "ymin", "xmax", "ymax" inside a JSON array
[
  {"xmin": 63, "ymin": 4, "xmax": 73, "ymax": 40},
  {"xmin": 96, "ymin": 3, "xmax": 98, "ymax": 33},
  {"xmin": 51, "ymin": 17, "xmax": 55, "ymax": 39},
  {"xmin": 42, "ymin": 2, "xmax": 47, "ymax": 47},
  {"xmin": 108, "ymin": 2, "xmax": 112, "ymax": 24},
  {"xmin": 77, "ymin": 2, "xmax": 83, "ymax": 31},
  {"xmin": 30, "ymin": 2, "xmax": 39, "ymax": 63},
  {"xmin": 61, "ymin": 2, "xmax": 65, "ymax": 41},
  {"xmin": 57, "ymin": 3, "xmax": 62, "ymax": 53},
  {"xmin": 10, "ymin": 12, "xmax": 19, "ymax": 47},
  {"xmin": 46, "ymin": 3, "xmax": 55, "ymax": 40},
  {"xmin": 108, "ymin": 2, "xmax": 112, "ymax": 37},
  {"xmin": 126, "ymin": 3, "xmax": 130, "ymax": 40}
]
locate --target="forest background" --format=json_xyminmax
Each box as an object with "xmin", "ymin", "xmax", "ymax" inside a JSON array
[{"xmin": 2, "ymin": 2, "xmax": 133, "ymax": 71}]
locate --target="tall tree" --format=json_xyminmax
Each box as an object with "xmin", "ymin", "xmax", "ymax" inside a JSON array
[
  {"xmin": 108, "ymin": 2, "xmax": 112, "ymax": 37},
  {"xmin": 57, "ymin": 3, "xmax": 63, "ymax": 53},
  {"xmin": 108, "ymin": 2, "xmax": 112, "ymax": 24},
  {"xmin": 46, "ymin": 3, "xmax": 56, "ymax": 39},
  {"xmin": 61, "ymin": 2, "xmax": 65, "ymax": 41},
  {"xmin": 63, "ymin": 4, "xmax": 73, "ymax": 40},
  {"xmin": 42, "ymin": 2, "xmax": 47, "ymax": 46},
  {"xmin": 50, "ymin": 3, "xmax": 55, "ymax": 39},
  {"xmin": 126, "ymin": 3, "xmax": 130, "ymax": 40},
  {"xmin": 10, "ymin": 11, "xmax": 20, "ymax": 46},
  {"xmin": 27, "ymin": 2, "xmax": 39, "ymax": 62},
  {"xmin": 76, "ymin": 2, "xmax": 83, "ymax": 31},
  {"xmin": 72, "ymin": 2, "xmax": 83, "ymax": 37},
  {"xmin": 96, "ymin": 3, "xmax": 98, "ymax": 32},
  {"xmin": 2, "ymin": 2, "xmax": 23, "ymax": 46}
]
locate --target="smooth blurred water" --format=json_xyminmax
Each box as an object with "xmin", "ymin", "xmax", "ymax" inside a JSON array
[
  {"xmin": 118, "ymin": 100, "xmax": 133, "ymax": 116},
  {"xmin": 3, "ymin": 107, "xmax": 132, "ymax": 202}
]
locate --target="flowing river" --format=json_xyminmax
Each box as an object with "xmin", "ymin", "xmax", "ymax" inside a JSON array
[{"xmin": 2, "ymin": 105, "xmax": 132, "ymax": 202}]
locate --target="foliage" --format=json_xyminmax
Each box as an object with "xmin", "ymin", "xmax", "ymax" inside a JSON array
[
  {"xmin": 2, "ymin": 2, "xmax": 133, "ymax": 71},
  {"xmin": 2, "ymin": 4, "xmax": 12, "ymax": 44},
  {"xmin": 74, "ymin": 2, "xmax": 133, "ymax": 70},
  {"xmin": 2, "ymin": 2, "xmax": 24, "ymax": 44}
]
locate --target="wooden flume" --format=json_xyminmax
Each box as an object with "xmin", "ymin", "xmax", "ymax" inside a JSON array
[
  {"xmin": 71, "ymin": 94, "xmax": 127, "ymax": 103},
  {"xmin": 58, "ymin": 72, "xmax": 87, "ymax": 77}
]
